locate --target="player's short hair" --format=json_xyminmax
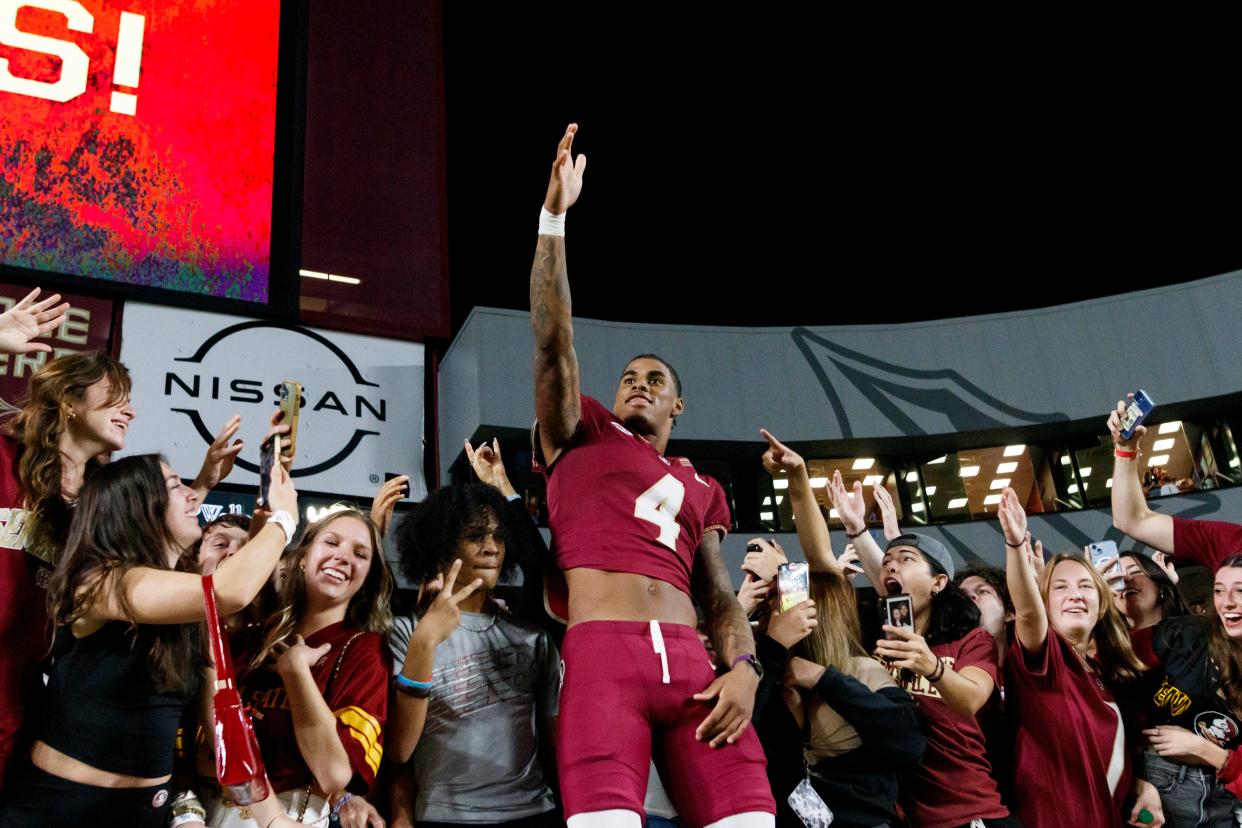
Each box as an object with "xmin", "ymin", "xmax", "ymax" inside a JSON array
[{"xmin": 626, "ymin": 353, "xmax": 682, "ymax": 397}]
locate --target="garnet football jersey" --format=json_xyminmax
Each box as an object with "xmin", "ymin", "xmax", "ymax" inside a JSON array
[{"xmin": 541, "ymin": 396, "xmax": 730, "ymax": 596}]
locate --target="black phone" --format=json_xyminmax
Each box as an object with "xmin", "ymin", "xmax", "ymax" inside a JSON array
[
  {"xmin": 385, "ymin": 472, "xmax": 410, "ymax": 499},
  {"xmin": 257, "ymin": 433, "xmax": 277, "ymax": 507}
]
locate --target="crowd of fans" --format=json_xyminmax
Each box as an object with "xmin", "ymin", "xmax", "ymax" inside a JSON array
[{"xmin": 2, "ymin": 129, "xmax": 1242, "ymax": 828}]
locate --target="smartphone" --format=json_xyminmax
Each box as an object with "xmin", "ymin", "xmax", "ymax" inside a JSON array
[
  {"xmin": 777, "ymin": 562, "xmax": 809, "ymax": 612},
  {"xmin": 257, "ymin": 433, "xmax": 276, "ymax": 507},
  {"xmin": 385, "ymin": 472, "xmax": 410, "ymax": 499},
  {"xmin": 1085, "ymin": 540, "xmax": 1123, "ymax": 588},
  {"xmin": 883, "ymin": 593, "xmax": 915, "ymax": 630},
  {"xmin": 1120, "ymin": 390, "xmax": 1155, "ymax": 440},
  {"xmin": 277, "ymin": 380, "xmax": 303, "ymax": 458}
]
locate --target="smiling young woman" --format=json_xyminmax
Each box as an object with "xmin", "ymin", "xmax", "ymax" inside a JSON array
[{"xmin": 208, "ymin": 508, "xmax": 394, "ymax": 827}]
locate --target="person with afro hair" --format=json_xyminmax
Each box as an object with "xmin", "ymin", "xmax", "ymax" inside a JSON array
[{"xmin": 386, "ymin": 442, "xmax": 563, "ymax": 828}]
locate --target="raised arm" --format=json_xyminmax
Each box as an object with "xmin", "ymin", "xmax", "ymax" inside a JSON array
[
  {"xmin": 82, "ymin": 461, "xmax": 296, "ymax": 627},
  {"xmin": 0, "ymin": 287, "xmax": 69, "ymax": 354},
  {"xmin": 531, "ymin": 124, "xmax": 587, "ymax": 466},
  {"xmin": 275, "ymin": 636, "xmax": 353, "ymax": 794},
  {"xmin": 760, "ymin": 429, "xmax": 837, "ymax": 573},
  {"xmin": 827, "ymin": 470, "xmax": 886, "ymax": 591},
  {"xmin": 389, "ymin": 560, "xmax": 482, "ymax": 763},
  {"xmin": 690, "ymin": 530, "xmax": 760, "ymax": 748},
  {"xmin": 999, "ymin": 487, "xmax": 1048, "ymax": 653},
  {"xmin": 1108, "ymin": 398, "xmax": 1173, "ymax": 551}
]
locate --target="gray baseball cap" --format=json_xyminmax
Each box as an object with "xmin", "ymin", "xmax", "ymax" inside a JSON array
[{"xmin": 886, "ymin": 532, "xmax": 955, "ymax": 581}]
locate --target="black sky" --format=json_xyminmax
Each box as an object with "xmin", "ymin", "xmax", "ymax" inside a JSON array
[{"xmin": 440, "ymin": 13, "xmax": 1242, "ymax": 335}]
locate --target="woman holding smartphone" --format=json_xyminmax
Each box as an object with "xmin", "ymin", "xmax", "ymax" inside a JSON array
[
  {"xmin": 825, "ymin": 465, "xmax": 1013, "ymax": 828},
  {"xmin": 208, "ymin": 506, "xmax": 394, "ymax": 828},
  {"xmin": 998, "ymin": 487, "xmax": 1160, "ymax": 828},
  {"xmin": 754, "ymin": 432, "xmax": 925, "ymax": 828},
  {"xmin": 0, "ymin": 453, "xmax": 299, "ymax": 828}
]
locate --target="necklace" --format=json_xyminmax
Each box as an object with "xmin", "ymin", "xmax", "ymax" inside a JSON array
[{"xmin": 458, "ymin": 613, "xmax": 497, "ymax": 633}]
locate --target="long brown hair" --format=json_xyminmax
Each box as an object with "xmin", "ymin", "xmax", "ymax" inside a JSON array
[
  {"xmin": 795, "ymin": 569, "xmax": 866, "ymax": 671},
  {"xmin": 10, "ymin": 353, "xmax": 130, "ymax": 562},
  {"xmin": 1208, "ymin": 555, "xmax": 1242, "ymax": 714},
  {"xmin": 47, "ymin": 453, "xmax": 206, "ymax": 693},
  {"xmin": 251, "ymin": 508, "xmax": 394, "ymax": 670},
  {"xmin": 1039, "ymin": 553, "xmax": 1147, "ymax": 690}
]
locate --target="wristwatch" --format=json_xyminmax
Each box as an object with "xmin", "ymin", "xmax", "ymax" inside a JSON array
[
  {"xmin": 268, "ymin": 510, "xmax": 297, "ymax": 543},
  {"xmin": 731, "ymin": 653, "xmax": 764, "ymax": 679}
]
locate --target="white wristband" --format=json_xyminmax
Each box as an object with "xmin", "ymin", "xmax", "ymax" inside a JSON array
[{"xmin": 539, "ymin": 206, "xmax": 565, "ymax": 237}]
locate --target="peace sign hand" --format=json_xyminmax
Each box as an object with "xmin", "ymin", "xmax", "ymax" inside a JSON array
[{"xmin": 411, "ymin": 559, "xmax": 483, "ymax": 648}]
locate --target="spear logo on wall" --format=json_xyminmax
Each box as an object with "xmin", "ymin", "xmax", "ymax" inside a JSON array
[{"xmin": 790, "ymin": 327, "xmax": 1069, "ymax": 439}]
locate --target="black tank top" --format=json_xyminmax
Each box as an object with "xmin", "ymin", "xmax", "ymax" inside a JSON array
[{"xmin": 40, "ymin": 622, "xmax": 195, "ymax": 777}]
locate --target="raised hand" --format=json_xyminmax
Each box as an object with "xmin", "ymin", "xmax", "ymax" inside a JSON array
[
  {"xmin": 410, "ymin": 560, "xmax": 483, "ymax": 649},
  {"xmin": 839, "ymin": 544, "xmax": 864, "ymax": 579},
  {"xmin": 265, "ymin": 453, "xmax": 299, "ymax": 519},
  {"xmin": 872, "ymin": 483, "xmax": 901, "ymax": 541},
  {"xmin": 544, "ymin": 124, "xmax": 587, "ymax": 215},
  {"xmin": 767, "ymin": 600, "xmax": 818, "ymax": 649},
  {"xmin": 759, "ymin": 429, "xmax": 805, "ymax": 477},
  {"xmin": 0, "ymin": 288, "xmax": 70, "ymax": 354},
  {"xmin": 826, "ymin": 470, "xmax": 866, "ymax": 534},
  {"xmin": 191, "ymin": 415, "xmax": 244, "ymax": 495},
  {"xmin": 464, "ymin": 437, "xmax": 515, "ymax": 496},
  {"xmin": 736, "ymin": 573, "xmax": 771, "ymax": 616},
  {"xmin": 741, "ymin": 537, "xmax": 787, "ymax": 583},
  {"xmin": 997, "ymin": 487, "xmax": 1028, "ymax": 547},
  {"xmin": 874, "ymin": 624, "xmax": 939, "ymax": 677},
  {"xmin": 370, "ymin": 475, "xmax": 408, "ymax": 539},
  {"xmin": 1107, "ymin": 395, "xmax": 1146, "ymax": 451}
]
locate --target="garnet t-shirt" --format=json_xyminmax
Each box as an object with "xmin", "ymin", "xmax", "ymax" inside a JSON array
[
  {"xmin": 888, "ymin": 627, "xmax": 1009, "ymax": 828},
  {"xmin": 1172, "ymin": 517, "xmax": 1242, "ymax": 571},
  {"xmin": 1007, "ymin": 631, "xmax": 1132, "ymax": 828}
]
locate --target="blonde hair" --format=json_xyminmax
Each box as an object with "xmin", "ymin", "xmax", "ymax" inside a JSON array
[
  {"xmin": 795, "ymin": 569, "xmax": 866, "ymax": 671},
  {"xmin": 1039, "ymin": 553, "xmax": 1146, "ymax": 689},
  {"xmin": 251, "ymin": 507, "xmax": 393, "ymax": 670}
]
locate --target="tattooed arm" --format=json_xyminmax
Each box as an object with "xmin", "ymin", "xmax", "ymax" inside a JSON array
[
  {"xmin": 690, "ymin": 530, "xmax": 761, "ymax": 748},
  {"xmin": 532, "ymin": 124, "xmax": 587, "ymax": 466}
]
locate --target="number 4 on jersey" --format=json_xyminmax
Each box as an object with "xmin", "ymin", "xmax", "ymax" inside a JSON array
[{"xmin": 634, "ymin": 473, "xmax": 685, "ymax": 551}]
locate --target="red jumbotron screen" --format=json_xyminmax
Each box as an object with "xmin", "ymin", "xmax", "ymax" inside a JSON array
[{"xmin": 0, "ymin": 0, "xmax": 284, "ymax": 303}]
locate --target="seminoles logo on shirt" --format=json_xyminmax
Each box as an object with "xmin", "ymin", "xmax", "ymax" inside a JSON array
[
  {"xmin": 885, "ymin": 655, "xmax": 955, "ymax": 700},
  {"xmin": 1195, "ymin": 711, "xmax": 1240, "ymax": 748}
]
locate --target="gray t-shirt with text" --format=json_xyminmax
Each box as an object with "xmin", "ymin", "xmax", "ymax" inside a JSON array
[{"xmin": 390, "ymin": 610, "xmax": 560, "ymax": 822}]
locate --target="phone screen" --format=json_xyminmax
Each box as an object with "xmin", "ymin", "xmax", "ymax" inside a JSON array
[{"xmin": 777, "ymin": 562, "xmax": 809, "ymax": 612}]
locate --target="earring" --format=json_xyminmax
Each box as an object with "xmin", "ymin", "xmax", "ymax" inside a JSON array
[{"xmin": 299, "ymin": 563, "xmax": 305, "ymax": 572}]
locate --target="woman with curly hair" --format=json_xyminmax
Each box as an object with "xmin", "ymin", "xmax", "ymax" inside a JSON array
[
  {"xmin": 387, "ymin": 440, "xmax": 561, "ymax": 828},
  {"xmin": 208, "ymin": 506, "xmax": 395, "ymax": 827},
  {"xmin": 998, "ymin": 487, "xmax": 1158, "ymax": 828}
]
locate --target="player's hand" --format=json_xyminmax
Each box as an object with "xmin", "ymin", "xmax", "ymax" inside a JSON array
[
  {"xmin": 0, "ymin": 287, "xmax": 69, "ymax": 354},
  {"xmin": 693, "ymin": 664, "xmax": 759, "ymax": 748},
  {"xmin": 544, "ymin": 124, "xmax": 586, "ymax": 215}
]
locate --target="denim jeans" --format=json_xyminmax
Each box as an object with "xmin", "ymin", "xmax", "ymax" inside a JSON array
[{"xmin": 1143, "ymin": 751, "xmax": 1241, "ymax": 828}]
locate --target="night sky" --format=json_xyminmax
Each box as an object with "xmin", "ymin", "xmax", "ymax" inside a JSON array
[{"xmin": 441, "ymin": 12, "xmax": 1242, "ymax": 334}]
